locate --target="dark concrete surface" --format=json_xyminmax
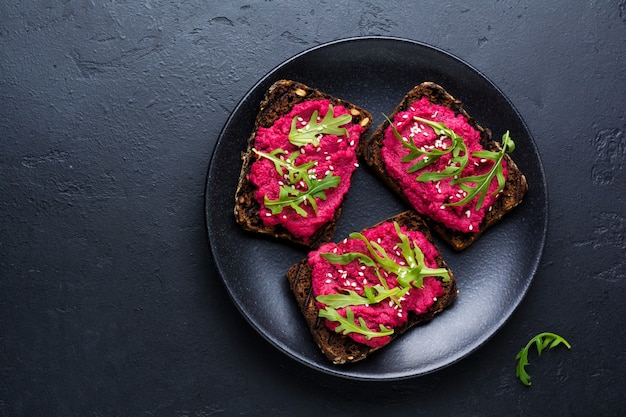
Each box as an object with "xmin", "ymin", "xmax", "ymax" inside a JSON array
[{"xmin": 1, "ymin": 1, "xmax": 624, "ymax": 416}]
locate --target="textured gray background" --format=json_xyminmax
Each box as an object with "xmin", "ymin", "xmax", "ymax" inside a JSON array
[{"xmin": 1, "ymin": 1, "xmax": 625, "ymax": 416}]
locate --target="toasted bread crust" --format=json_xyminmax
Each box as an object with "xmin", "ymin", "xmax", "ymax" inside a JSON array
[
  {"xmin": 286, "ymin": 211, "xmax": 458, "ymax": 364},
  {"xmin": 234, "ymin": 80, "xmax": 372, "ymax": 249},
  {"xmin": 357, "ymin": 82, "xmax": 528, "ymax": 251}
]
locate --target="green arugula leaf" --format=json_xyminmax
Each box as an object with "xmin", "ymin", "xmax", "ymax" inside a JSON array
[
  {"xmin": 387, "ymin": 114, "xmax": 516, "ymax": 210},
  {"xmin": 447, "ymin": 130, "xmax": 515, "ymax": 210},
  {"xmin": 289, "ymin": 104, "xmax": 352, "ymax": 147},
  {"xmin": 318, "ymin": 306, "xmax": 394, "ymax": 340},
  {"xmin": 393, "ymin": 221, "xmax": 450, "ymax": 288},
  {"xmin": 515, "ymin": 332, "xmax": 571, "ymax": 386},
  {"xmin": 253, "ymin": 148, "xmax": 340, "ymax": 217},
  {"xmin": 317, "ymin": 221, "xmax": 450, "ymax": 339},
  {"xmin": 316, "ymin": 285, "xmax": 408, "ymax": 309},
  {"xmin": 385, "ymin": 114, "xmax": 467, "ymax": 175}
]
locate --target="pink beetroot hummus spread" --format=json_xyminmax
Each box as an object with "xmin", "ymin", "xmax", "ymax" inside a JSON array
[
  {"xmin": 381, "ymin": 97, "xmax": 508, "ymax": 233},
  {"xmin": 249, "ymin": 99, "xmax": 365, "ymax": 242},
  {"xmin": 309, "ymin": 221, "xmax": 446, "ymax": 348}
]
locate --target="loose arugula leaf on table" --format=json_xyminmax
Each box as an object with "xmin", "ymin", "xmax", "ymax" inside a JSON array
[
  {"xmin": 289, "ymin": 104, "xmax": 352, "ymax": 147},
  {"xmin": 253, "ymin": 148, "xmax": 340, "ymax": 216},
  {"xmin": 515, "ymin": 332, "xmax": 571, "ymax": 387}
]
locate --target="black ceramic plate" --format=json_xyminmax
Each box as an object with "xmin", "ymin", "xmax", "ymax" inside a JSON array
[{"xmin": 205, "ymin": 37, "xmax": 547, "ymax": 380}]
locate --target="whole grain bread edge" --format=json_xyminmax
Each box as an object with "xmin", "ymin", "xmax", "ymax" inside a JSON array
[
  {"xmin": 286, "ymin": 210, "xmax": 458, "ymax": 365},
  {"xmin": 234, "ymin": 79, "xmax": 373, "ymax": 249},
  {"xmin": 357, "ymin": 82, "xmax": 528, "ymax": 251}
]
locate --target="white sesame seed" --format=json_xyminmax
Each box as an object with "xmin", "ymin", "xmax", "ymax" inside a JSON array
[
  {"xmin": 465, "ymin": 210, "xmax": 471, "ymax": 218},
  {"xmin": 349, "ymin": 140, "xmax": 355, "ymax": 146},
  {"xmin": 265, "ymin": 213, "xmax": 272, "ymax": 217},
  {"xmin": 325, "ymin": 279, "xmax": 331, "ymax": 284},
  {"xmin": 354, "ymin": 162, "xmax": 359, "ymax": 168},
  {"xmin": 469, "ymin": 224, "xmax": 474, "ymax": 231}
]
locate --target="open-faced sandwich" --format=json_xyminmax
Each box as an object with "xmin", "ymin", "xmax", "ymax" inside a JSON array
[
  {"xmin": 234, "ymin": 80, "xmax": 372, "ymax": 248},
  {"xmin": 287, "ymin": 211, "xmax": 457, "ymax": 364},
  {"xmin": 358, "ymin": 82, "xmax": 528, "ymax": 250}
]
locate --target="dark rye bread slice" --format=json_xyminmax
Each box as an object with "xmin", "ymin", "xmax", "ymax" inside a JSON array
[
  {"xmin": 286, "ymin": 211, "xmax": 458, "ymax": 365},
  {"xmin": 234, "ymin": 79, "xmax": 372, "ymax": 249},
  {"xmin": 357, "ymin": 82, "xmax": 528, "ymax": 251}
]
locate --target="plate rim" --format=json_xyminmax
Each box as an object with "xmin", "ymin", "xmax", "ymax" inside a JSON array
[{"xmin": 205, "ymin": 35, "xmax": 548, "ymax": 381}]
